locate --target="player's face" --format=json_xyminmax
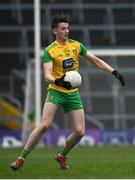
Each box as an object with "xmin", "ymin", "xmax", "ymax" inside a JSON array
[{"xmin": 53, "ymin": 22, "xmax": 69, "ymax": 42}]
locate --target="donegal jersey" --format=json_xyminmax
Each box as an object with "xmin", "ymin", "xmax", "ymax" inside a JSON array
[{"xmin": 42, "ymin": 39, "xmax": 88, "ymax": 92}]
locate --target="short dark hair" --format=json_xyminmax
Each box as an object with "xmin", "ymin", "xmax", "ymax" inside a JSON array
[{"xmin": 51, "ymin": 14, "xmax": 71, "ymax": 29}]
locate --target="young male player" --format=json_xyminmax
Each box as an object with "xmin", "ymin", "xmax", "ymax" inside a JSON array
[{"xmin": 10, "ymin": 14, "xmax": 125, "ymax": 171}]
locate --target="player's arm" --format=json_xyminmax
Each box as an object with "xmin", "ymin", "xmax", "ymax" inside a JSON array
[
  {"xmin": 79, "ymin": 42, "xmax": 125, "ymax": 86},
  {"xmin": 84, "ymin": 51, "xmax": 125, "ymax": 86},
  {"xmin": 84, "ymin": 51, "xmax": 114, "ymax": 73},
  {"xmin": 43, "ymin": 62, "xmax": 71, "ymax": 89},
  {"xmin": 43, "ymin": 62, "xmax": 55, "ymax": 83},
  {"xmin": 42, "ymin": 49, "xmax": 55, "ymax": 83},
  {"xmin": 85, "ymin": 51, "xmax": 125, "ymax": 86}
]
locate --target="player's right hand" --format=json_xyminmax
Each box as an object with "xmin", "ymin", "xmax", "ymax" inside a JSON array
[{"xmin": 54, "ymin": 75, "xmax": 72, "ymax": 90}]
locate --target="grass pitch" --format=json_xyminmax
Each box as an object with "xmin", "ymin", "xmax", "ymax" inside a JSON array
[{"xmin": 0, "ymin": 146, "xmax": 135, "ymax": 179}]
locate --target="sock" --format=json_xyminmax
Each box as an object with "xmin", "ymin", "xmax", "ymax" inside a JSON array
[
  {"xmin": 19, "ymin": 149, "xmax": 30, "ymax": 160},
  {"xmin": 59, "ymin": 147, "xmax": 69, "ymax": 157}
]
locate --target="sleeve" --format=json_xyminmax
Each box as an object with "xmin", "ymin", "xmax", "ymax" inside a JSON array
[
  {"xmin": 42, "ymin": 49, "xmax": 53, "ymax": 63},
  {"xmin": 79, "ymin": 42, "xmax": 88, "ymax": 56}
]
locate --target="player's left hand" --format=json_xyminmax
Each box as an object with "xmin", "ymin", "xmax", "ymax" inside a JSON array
[{"xmin": 112, "ymin": 70, "xmax": 125, "ymax": 86}]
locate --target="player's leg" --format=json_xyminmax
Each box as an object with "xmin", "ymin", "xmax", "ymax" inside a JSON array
[
  {"xmin": 56, "ymin": 109, "xmax": 85, "ymax": 169},
  {"xmin": 10, "ymin": 102, "xmax": 58, "ymax": 171},
  {"xmin": 24, "ymin": 102, "xmax": 58, "ymax": 151},
  {"xmin": 64, "ymin": 109, "xmax": 85, "ymax": 150}
]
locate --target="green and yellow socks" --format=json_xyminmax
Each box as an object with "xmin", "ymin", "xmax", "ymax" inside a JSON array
[
  {"xmin": 18, "ymin": 149, "xmax": 30, "ymax": 160},
  {"xmin": 59, "ymin": 147, "xmax": 69, "ymax": 157},
  {"xmin": 18, "ymin": 147, "xmax": 68, "ymax": 160}
]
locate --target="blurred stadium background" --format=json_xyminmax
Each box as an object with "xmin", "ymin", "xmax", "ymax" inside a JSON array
[{"xmin": 0, "ymin": 0, "xmax": 135, "ymax": 148}]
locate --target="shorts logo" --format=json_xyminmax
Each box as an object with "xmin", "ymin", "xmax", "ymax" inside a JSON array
[
  {"xmin": 46, "ymin": 93, "xmax": 55, "ymax": 102},
  {"xmin": 63, "ymin": 58, "xmax": 75, "ymax": 69}
]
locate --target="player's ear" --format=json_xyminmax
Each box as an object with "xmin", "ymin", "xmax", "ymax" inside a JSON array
[{"xmin": 52, "ymin": 28, "xmax": 57, "ymax": 35}]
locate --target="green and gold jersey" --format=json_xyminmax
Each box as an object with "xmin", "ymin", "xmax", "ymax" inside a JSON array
[{"xmin": 42, "ymin": 39, "xmax": 88, "ymax": 92}]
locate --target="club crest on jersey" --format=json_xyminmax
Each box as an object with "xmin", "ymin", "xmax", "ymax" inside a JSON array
[
  {"xmin": 63, "ymin": 58, "xmax": 75, "ymax": 69},
  {"xmin": 73, "ymin": 49, "xmax": 77, "ymax": 54}
]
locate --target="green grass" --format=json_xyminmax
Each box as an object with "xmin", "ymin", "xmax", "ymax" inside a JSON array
[{"xmin": 0, "ymin": 146, "xmax": 135, "ymax": 179}]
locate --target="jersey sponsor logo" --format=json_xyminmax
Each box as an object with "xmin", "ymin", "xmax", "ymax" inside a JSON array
[{"xmin": 63, "ymin": 58, "xmax": 75, "ymax": 70}]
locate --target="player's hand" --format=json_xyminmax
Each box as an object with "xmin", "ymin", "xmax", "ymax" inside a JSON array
[
  {"xmin": 112, "ymin": 70, "xmax": 125, "ymax": 86},
  {"xmin": 54, "ymin": 75, "xmax": 72, "ymax": 90}
]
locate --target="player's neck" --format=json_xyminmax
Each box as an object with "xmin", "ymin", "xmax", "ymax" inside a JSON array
[{"xmin": 56, "ymin": 39, "xmax": 68, "ymax": 45}]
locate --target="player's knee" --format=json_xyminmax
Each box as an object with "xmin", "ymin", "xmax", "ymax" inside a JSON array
[
  {"xmin": 75, "ymin": 129, "xmax": 85, "ymax": 138},
  {"xmin": 38, "ymin": 123, "xmax": 49, "ymax": 134}
]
